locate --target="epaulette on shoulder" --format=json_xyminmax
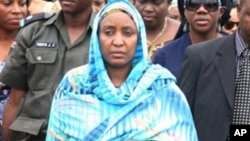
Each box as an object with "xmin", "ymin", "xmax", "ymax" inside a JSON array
[{"xmin": 19, "ymin": 12, "xmax": 55, "ymax": 27}]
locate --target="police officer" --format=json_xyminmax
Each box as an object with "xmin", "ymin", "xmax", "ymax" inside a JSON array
[{"xmin": 0, "ymin": 0, "xmax": 94, "ymax": 140}]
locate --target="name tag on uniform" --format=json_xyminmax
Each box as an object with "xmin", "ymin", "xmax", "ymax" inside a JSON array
[{"xmin": 35, "ymin": 42, "xmax": 57, "ymax": 48}]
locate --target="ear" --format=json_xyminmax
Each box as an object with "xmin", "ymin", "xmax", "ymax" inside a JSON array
[{"xmin": 219, "ymin": 6, "xmax": 226, "ymax": 17}]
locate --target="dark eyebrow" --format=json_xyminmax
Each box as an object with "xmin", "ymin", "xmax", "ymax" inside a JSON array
[{"xmin": 122, "ymin": 26, "xmax": 137, "ymax": 30}]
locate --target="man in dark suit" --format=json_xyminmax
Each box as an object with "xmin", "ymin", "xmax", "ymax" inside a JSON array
[{"xmin": 178, "ymin": 0, "xmax": 250, "ymax": 140}]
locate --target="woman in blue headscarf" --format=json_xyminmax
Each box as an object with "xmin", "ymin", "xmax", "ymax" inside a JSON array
[{"xmin": 46, "ymin": 0, "xmax": 198, "ymax": 140}]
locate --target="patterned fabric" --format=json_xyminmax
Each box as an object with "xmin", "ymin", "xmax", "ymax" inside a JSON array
[
  {"xmin": 232, "ymin": 48, "xmax": 250, "ymax": 124},
  {"xmin": 46, "ymin": 0, "xmax": 198, "ymax": 140},
  {"xmin": 148, "ymin": 40, "xmax": 172, "ymax": 60},
  {"xmin": 235, "ymin": 29, "xmax": 249, "ymax": 75},
  {"xmin": 0, "ymin": 62, "xmax": 10, "ymax": 120}
]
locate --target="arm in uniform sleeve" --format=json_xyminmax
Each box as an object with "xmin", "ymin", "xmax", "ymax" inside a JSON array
[
  {"xmin": 0, "ymin": 12, "xmax": 55, "ymax": 90},
  {"xmin": 0, "ymin": 19, "xmax": 32, "ymax": 140},
  {"xmin": 0, "ymin": 12, "xmax": 56, "ymax": 140},
  {"xmin": 3, "ymin": 88, "xmax": 26, "ymax": 141},
  {"xmin": 0, "ymin": 28, "xmax": 29, "ymax": 90}
]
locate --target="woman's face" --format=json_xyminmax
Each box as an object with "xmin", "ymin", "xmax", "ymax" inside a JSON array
[
  {"xmin": 99, "ymin": 11, "xmax": 138, "ymax": 69},
  {"xmin": 92, "ymin": 0, "xmax": 105, "ymax": 14},
  {"xmin": 184, "ymin": 0, "xmax": 224, "ymax": 34},
  {"xmin": 134, "ymin": 0, "xmax": 168, "ymax": 29},
  {"xmin": 0, "ymin": 0, "xmax": 28, "ymax": 31}
]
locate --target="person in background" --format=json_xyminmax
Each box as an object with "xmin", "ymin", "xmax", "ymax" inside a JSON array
[
  {"xmin": 134, "ymin": 0, "xmax": 180, "ymax": 60},
  {"xmin": 0, "ymin": 0, "xmax": 28, "ymax": 123},
  {"xmin": 0, "ymin": 0, "xmax": 94, "ymax": 140},
  {"xmin": 28, "ymin": 0, "xmax": 61, "ymax": 14},
  {"xmin": 168, "ymin": 0, "xmax": 181, "ymax": 21},
  {"xmin": 222, "ymin": 0, "xmax": 239, "ymax": 34},
  {"xmin": 153, "ymin": 0, "xmax": 227, "ymax": 78},
  {"xmin": 46, "ymin": 0, "xmax": 198, "ymax": 140},
  {"xmin": 178, "ymin": 0, "xmax": 250, "ymax": 140},
  {"xmin": 92, "ymin": 0, "xmax": 107, "ymax": 14}
]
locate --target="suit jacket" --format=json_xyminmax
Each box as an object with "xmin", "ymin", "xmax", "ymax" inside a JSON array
[
  {"xmin": 153, "ymin": 33, "xmax": 191, "ymax": 78},
  {"xmin": 178, "ymin": 34, "xmax": 236, "ymax": 141}
]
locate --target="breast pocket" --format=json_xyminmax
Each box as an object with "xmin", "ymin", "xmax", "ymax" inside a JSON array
[
  {"xmin": 25, "ymin": 48, "xmax": 58, "ymax": 89},
  {"xmin": 26, "ymin": 48, "xmax": 57, "ymax": 64}
]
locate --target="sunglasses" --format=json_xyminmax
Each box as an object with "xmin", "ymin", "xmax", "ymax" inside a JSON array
[
  {"xmin": 185, "ymin": 0, "xmax": 220, "ymax": 12},
  {"xmin": 224, "ymin": 21, "xmax": 239, "ymax": 30}
]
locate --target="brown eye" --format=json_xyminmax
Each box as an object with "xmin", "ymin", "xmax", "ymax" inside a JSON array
[
  {"xmin": 104, "ymin": 30, "xmax": 114, "ymax": 36},
  {"xmin": 2, "ymin": 1, "xmax": 11, "ymax": 6},
  {"xmin": 20, "ymin": 2, "xmax": 26, "ymax": 6},
  {"xmin": 154, "ymin": 0, "xmax": 163, "ymax": 5},
  {"xmin": 123, "ymin": 30, "xmax": 133, "ymax": 37},
  {"xmin": 137, "ymin": 0, "xmax": 145, "ymax": 4}
]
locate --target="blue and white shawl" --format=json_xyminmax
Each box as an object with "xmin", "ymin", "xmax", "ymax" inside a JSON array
[{"xmin": 46, "ymin": 0, "xmax": 198, "ymax": 140}]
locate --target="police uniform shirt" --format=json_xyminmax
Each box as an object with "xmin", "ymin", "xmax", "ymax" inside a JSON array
[{"xmin": 0, "ymin": 11, "xmax": 95, "ymax": 136}]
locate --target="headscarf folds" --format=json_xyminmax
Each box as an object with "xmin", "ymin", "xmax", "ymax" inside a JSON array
[{"xmin": 82, "ymin": 0, "xmax": 175, "ymax": 105}]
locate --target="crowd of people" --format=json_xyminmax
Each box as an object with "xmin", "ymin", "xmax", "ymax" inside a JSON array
[{"xmin": 0, "ymin": 0, "xmax": 248, "ymax": 140}]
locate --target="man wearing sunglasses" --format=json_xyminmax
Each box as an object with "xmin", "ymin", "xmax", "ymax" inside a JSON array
[
  {"xmin": 178, "ymin": 0, "xmax": 250, "ymax": 141},
  {"xmin": 153, "ymin": 0, "xmax": 226, "ymax": 78}
]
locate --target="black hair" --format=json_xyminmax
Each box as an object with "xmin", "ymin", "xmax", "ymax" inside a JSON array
[
  {"xmin": 173, "ymin": 0, "xmax": 186, "ymax": 39},
  {"xmin": 220, "ymin": 0, "xmax": 233, "ymax": 27}
]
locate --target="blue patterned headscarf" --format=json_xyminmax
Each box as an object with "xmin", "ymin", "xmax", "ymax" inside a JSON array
[
  {"xmin": 82, "ymin": 0, "xmax": 175, "ymax": 105},
  {"xmin": 89, "ymin": 0, "xmax": 148, "ymax": 72}
]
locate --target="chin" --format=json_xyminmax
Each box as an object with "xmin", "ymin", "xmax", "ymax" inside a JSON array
[
  {"xmin": 62, "ymin": 7, "xmax": 77, "ymax": 14},
  {"xmin": 6, "ymin": 26, "xmax": 20, "ymax": 32},
  {"xmin": 108, "ymin": 61, "xmax": 130, "ymax": 69},
  {"xmin": 195, "ymin": 27, "xmax": 212, "ymax": 34}
]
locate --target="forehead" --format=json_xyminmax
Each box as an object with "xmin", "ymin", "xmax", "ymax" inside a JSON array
[
  {"xmin": 100, "ymin": 11, "xmax": 135, "ymax": 25},
  {"xmin": 185, "ymin": 0, "xmax": 219, "ymax": 3}
]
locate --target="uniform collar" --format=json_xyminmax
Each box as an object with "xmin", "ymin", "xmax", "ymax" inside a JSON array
[{"xmin": 43, "ymin": 11, "xmax": 95, "ymax": 29}]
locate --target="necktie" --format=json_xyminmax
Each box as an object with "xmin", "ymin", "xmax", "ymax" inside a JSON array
[{"xmin": 232, "ymin": 48, "xmax": 250, "ymax": 125}]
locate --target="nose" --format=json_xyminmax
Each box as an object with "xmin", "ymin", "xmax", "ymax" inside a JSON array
[
  {"xmin": 143, "ymin": 3, "xmax": 154, "ymax": 13},
  {"xmin": 12, "ymin": 3, "xmax": 22, "ymax": 13},
  {"xmin": 113, "ymin": 33, "xmax": 124, "ymax": 47},
  {"xmin": 196, "ymin": 5, "xmax": 208, "ymax": 13}
]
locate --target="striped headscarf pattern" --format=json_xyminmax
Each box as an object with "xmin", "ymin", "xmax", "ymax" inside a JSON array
[{"xmin": 46, "ymin": 0, "xmax": 198, "ymax": 140}]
